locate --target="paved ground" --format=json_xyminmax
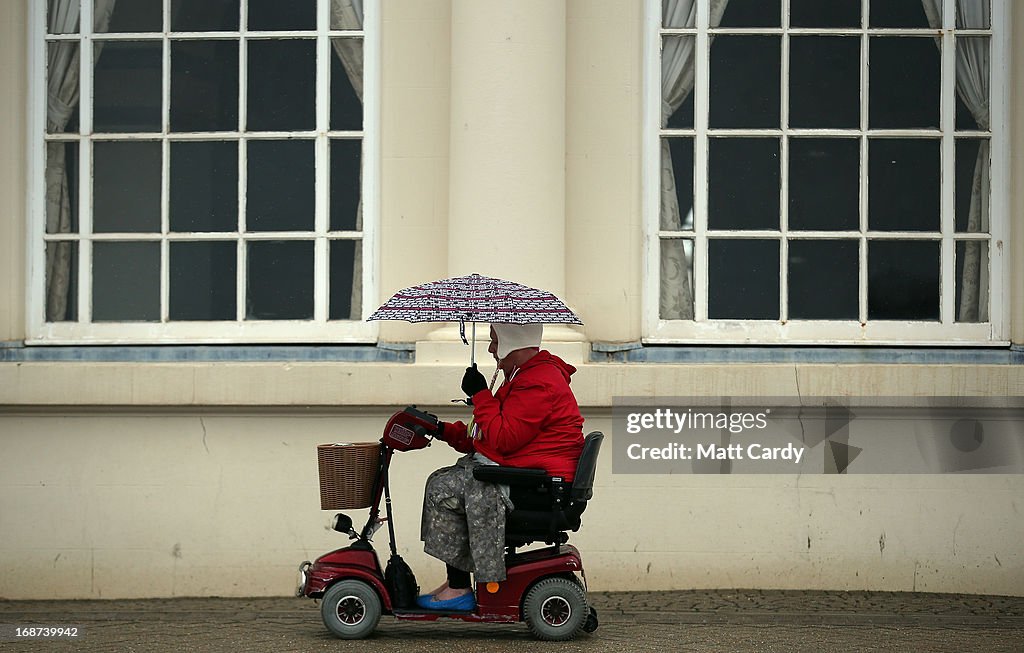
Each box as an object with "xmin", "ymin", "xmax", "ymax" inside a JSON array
[{"xmin": 2, "ymin": 590, "xmax": 1023, "ymax": 652}]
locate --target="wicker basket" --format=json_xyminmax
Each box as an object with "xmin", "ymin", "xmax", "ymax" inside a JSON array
[{"xmin": 317, "ymin": 442, "xmax": 381, "ymax": 510}]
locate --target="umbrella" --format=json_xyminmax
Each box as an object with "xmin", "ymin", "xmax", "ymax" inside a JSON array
[
  {"xmin": 369, "ymin": 273, "xmax": 582, "ymax": 439},
  {"xmin": 367, "ymin": 273, "xmax": 582, "ymax": 364}
]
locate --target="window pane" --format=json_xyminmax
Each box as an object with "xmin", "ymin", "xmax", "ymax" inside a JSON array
[
  {"xmin": 789, "ymin": 138, "xmax": 859, "ymax": 231},
  {"xmin": 956, "ymin": 38, "xmax": 989, "ymax": 131},
  {"xmin": 93, "ymin": 241, "xmax": 160, "ymax": 321},
  {"xmin": 868, "ymin": 139, "xmax": 939, "ymax": 232},
  {"xmin": 788, "ymin": 240, "xmax": 859, "ymax": 320},
  {"xmin": 709, "ymin": 36, "xmax": 780, "ymax": 129},
  {"xmin": 248, "ymin": 0, "xmax": 315, "ymax": 31},
  {"xmin": 330, "ymin": 139, "xmax": 362, "ymax": 232},
  {"xmin": 957, "ymin": 0, "xmax": 990, "ymax": 28},
  {"xmin": 248, "ymin": 39, "xmax": 315, "ymax": 132},
  {"xmin": 719, "ymin": 0, "xmax": 780, "ymax": 27},
  {"xmin": 170, "ymin": 241, "xmax": 236, "ymax": 320},
  {"xmin": 790, "ymin": 0, "xmax": 861, "ymax": 28},
  {"xmin": 93, "ymin": 141, "xmax": 161, "ymax": 233},
  {"xmin": 955, "ymin": 240, "xmax": 989, "ymax": 322},
  {"xmin": 869, "ymin": 37, "xmax": 940, "ymax": 129},
  {"xmin": 330, "ymin": 38, "xmax": 364, "ymax": 131},
  {"xmin": 45, "ymin": 241, "xmax": 78, "ymax": 322},
  {"xmin": 955, "ymin": 138, "xmax": 989, "ymax": 234},
  {"xmin": 47, "ymin": 43, "xmax": 80, "ymax": 132},
  {"xmin": 708, "ymin": 138, "xmax": 779, "ymax": 230},
  {"xmin": 170, "ymin": 40, "xmax": 239, "ymax": 132},
  {"xmin": 660, "ymin": 239, "xmax": 694, "ymax": 320},
  {"xmin": 870, "ymin": 0, "xmax": 934, "ymax": 28},
  {"xmin": 101, "ymin": 0, "xmax": 162, "ymax": 32},
  {"xmin": 789, "ymin": 37, "xmax": 859, "ymax": 129},
  {"xmin": 46, "ymin": 141, "xmax": 79, "ymax": 233},
  {"xmin": 93, "ymin": 41, "xmax": 162, "ymax": 133},
  {"xmin": 246, "ymin": 240, "xmax": 313, "ymax": 319},
  {"xmin": 955, "ymin": 94, "xmax": 979, "ymax": 132},
  {"xmin": 868, "ymin": 240, "xmax": 939, "ymax": 320},
  {"xmin": 48, "ymin": 0, "xmax": 79, "ymax": 33},
  {"xmin": 247, "ymin": 140, "xmax": 314, "ymax": 231},
  {"xmin": 662, "ymin": 36, "xmax": 695, "ymax": 130},
  {"xmin": 662, "ymin": 0, "xmax": 692, "ymax": 28},
  {"xmin": 708, "ymin": 239, "xmax": 779, "ymax": 319},
  {"xmin": 330, "ymin": 1, "xmax": 363, "ymax": 30},
  {"xmin": 662, "ymin": 138, "xmax": 694, "ymax": 231},
  {"xmin": 170, "ymin": 141, "xmax": 238, "ymax": 232},
  {"xmin": 330, "ymin": 240, "xmax": 361, "ymax": 320},
  {"xmin": 171, "ymin": 0, "xmax": 239, "ymax": 32}
]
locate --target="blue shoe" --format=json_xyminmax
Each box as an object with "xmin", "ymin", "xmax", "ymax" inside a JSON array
[{"xmin": 415, "ymin": 591, "xmax": 476, "ymax": 611}]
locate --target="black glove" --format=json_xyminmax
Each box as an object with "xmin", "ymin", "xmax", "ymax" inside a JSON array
[{"xmin": 461, "ymin": 364, "xmax": 487, "ymax": 398}]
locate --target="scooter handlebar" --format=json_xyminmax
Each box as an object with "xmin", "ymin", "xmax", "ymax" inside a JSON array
[{"xmin": 381, "ymin": 406, "xmax": 440, "ymax": 451}]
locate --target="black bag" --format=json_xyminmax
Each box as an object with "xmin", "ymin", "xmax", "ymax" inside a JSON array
[{"xmin": 384, "ymin": 553, "xmax": 420, "ymax": 609}]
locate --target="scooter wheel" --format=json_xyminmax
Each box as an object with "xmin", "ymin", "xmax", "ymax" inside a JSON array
[
  {"xmin": 522, "ymin": 577, "xmax": 589, "ymax": 641},
  {"xmin": 321, "ymin": 579, "xmax": 382, "ymax": 640}
]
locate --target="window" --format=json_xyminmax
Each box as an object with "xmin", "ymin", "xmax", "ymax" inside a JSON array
[
  {"xmin": 29, "ymin": 0, "xmax": 377, "ymax": 343},
  {"xmin": 645, "ymin": 0, "xmax": 1007, "ymax": 344}
]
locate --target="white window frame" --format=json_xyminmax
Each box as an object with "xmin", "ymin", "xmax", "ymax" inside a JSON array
[
  {"xmin": 26, "ymin": 0, "xmax": 380, "ymax": 344},
  {"xmin": 642, "ymin": 0, "xmax": 1010, "ymax": 345}
]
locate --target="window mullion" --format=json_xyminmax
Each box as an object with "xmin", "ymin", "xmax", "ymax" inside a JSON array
[
  {"xmin": 858, "ymin": 0, "xmax": 869, "ymax": 325},
  {"xmin": 236, "ymin": 6, "xmax": 248, "ymax": 323},
  {"xmin": 314, "ymin": 0, "xmax": 331, "ymax": 323},
  {"xmin": 693, "ymin": 0, "xmax": 710, "ymax": 322},
  {"xmin": 940, "ymin": 0, "xmax": 956, "ymax": 325},
  {"xmin": 236, "ymin": 136, "xmax": 247, "ymax": 323},
  {"xmin": 160, "ymin": 139, "xmax": 170, "ymax": 322},
  {"xmin": 780, "ymin": 0, "xmax": 791, "ymax": 322},
  {"xmin": 160, "ymin": 1, "xmax": 170, "ymax": 322},
  {"xmin": 79, "ymin": 0, "xmax": 95, "ymax": 324}
]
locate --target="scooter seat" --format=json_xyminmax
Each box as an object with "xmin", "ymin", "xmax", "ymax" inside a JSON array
[{"xmin": 473, "ymin": 432, "xmax": 603, "ymax": 550}]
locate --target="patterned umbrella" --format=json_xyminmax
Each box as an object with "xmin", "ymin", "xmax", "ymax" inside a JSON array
[{"xmin": 367, "ymin": 273, "xmax": 582, "ymax": 362}]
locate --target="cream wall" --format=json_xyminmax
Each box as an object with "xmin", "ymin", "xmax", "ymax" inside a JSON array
[
  {"xmin": 2, "ymin": 363, "xmax": 1023, "ymax": 599},
  {"xmin": 0, "ymin": 0, "xmax": 1023, "ymax": 600},
  {"xmin": 378, "ymin": 0, "xmax": 451, "ymax": 344},
  {"xmin": 566, "ymin": 0, "xmax": 644, "ymax": 343},
  {"xmin": 1012, "ymin": 0, "xmax": 1024, "ymax": 344},
  {"xmin": 0, "ymin": 0, "xmax": 26, "ymax": 342},
  {"xmin": 1, "ymin": 410, "xmax": 1022, "ymax": 600}
]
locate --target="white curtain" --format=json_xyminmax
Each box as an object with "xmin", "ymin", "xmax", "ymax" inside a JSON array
[
  {"xmin": 330, "ymin": 0, "xmax": 364, "ymax": 320},
  {"xmin": 922, "ymin": 0, "xmax": 990, "ymax": 321},
  {"xmin": 659, "ymin": 0, "xmax": 728, "ymax": 319},
  {"xmin": 44, "ymin": 0, "xmax": 116, "ymax": 321}
]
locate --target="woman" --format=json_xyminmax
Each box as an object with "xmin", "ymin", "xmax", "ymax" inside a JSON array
[{"xmin": 418, "ymin": 323, "xmax": 584, "ymax": 610}]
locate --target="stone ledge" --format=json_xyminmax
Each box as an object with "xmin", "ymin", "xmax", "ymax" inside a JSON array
[{"xmin": 1, "ymin": 361, "xmax": 1020, "ymax": 408}]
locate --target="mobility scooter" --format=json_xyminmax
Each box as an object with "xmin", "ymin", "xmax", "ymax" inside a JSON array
[{"xmin": 297, "ymin": 406, "xmax": 603, "ymax": 641}]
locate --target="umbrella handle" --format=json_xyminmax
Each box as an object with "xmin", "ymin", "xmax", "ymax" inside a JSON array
[{"xmin": 468, "ymin": 367, "xmax": 502, "ymax": 440}]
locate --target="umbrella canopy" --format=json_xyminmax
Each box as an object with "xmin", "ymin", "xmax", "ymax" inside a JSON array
[
  {"xmin": 369, "ymin": 274, "xmax": 580, "ymax": 435},
  {"xmin": 367, "ymin": 273, "xmax": 583, "ymax": 326}
]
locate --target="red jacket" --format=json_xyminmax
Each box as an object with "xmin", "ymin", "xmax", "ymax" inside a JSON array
[{"xmin": 441, "ymin": 350, "xmax": 584, "ymax": 481}]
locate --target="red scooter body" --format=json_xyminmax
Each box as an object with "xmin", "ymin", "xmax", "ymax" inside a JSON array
[
  {"xmin": 300, "ymin": 541, "xmax": 584, "ymax": 623},
  {"xmin": 297, "ymin": 407, "xmax": 598, "ymax": 639}
]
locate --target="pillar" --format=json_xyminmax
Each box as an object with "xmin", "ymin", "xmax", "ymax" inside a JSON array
[{"xmin": 418, "ymin": 0, "xmax": 584, "ymax": 362}]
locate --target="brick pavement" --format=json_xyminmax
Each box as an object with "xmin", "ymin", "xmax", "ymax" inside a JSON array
[{"xmin": 1, "ymin": 590, "xmax": 1023, "ymax": 653}]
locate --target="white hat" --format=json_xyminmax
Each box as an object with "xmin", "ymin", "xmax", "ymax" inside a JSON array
[{"xmin": 492, "ymin": 323, "xmax": 543, "ymax": 359}]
